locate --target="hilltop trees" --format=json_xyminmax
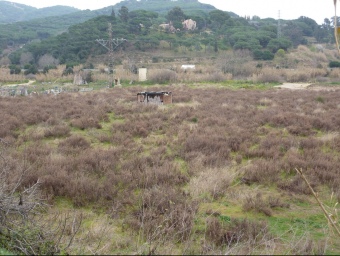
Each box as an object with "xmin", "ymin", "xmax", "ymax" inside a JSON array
[
  {"xmin": 128, "ymin": 10, "xmax": 158, "ymax": 34},
  {"xmin": 166, "ymin": 7, "xmax": 186, "ymax": 29},
  {"xmin": 267, "ymin": 38, "xmax": 292, "ymax": 53},
  {"xmin": 2, "ymin": 3, "xmax": 334, "ymax": 68},
  {"xmin": 208, "ymin": 10, "xmax": 233, "ymax": 30},
  {"xmin": 118, "ymin": 6, "xmax": 129, "ymax": 23}
]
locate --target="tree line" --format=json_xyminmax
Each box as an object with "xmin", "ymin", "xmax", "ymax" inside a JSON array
[{"xmin": 3, "ymin": 6, "xmax": 336, "ymax": 73}]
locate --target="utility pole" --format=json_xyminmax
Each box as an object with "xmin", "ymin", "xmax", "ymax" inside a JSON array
[
  {"xmin": 277, "ymin": 10, "xmax": 282, "ymax": 38},
  {"xmin": 96, "ymin": 23, "xmax": 126, "ymax": 87}
]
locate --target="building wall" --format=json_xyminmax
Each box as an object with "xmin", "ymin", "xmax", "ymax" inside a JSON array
[
  {"xmin": 139, "ymin": 68, "xmax": 147, "ymax": 82},
  {"xmin": 137, "ymin": 92, "xmax": 172, "ymax": 105},
  {"xmin": 137, "ymin": 94, "xmax": 145, "ymax": 103},
  {"xmin": 162, "ymin": 94, "xmax": 172, "ymax": 104}
]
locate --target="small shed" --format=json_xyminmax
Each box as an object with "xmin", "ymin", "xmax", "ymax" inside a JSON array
[{"xmin": 137, "ymin": 91, "xmax": 172, "ymax": 105}]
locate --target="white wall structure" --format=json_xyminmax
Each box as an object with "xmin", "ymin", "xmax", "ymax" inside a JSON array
[
  {"xmin": 139, "ymin": 68, "xmax": 147, "ymax": 82},
  {"xmin": 181, "ymin": 65, "xmax": 196, "ymax": 70}
]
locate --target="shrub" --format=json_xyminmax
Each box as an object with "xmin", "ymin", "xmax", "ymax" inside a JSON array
[
  {"xmin": 278, "ymin": 176, "xmax": 314, "ymax": 195},
  {"xmin": 128, "ymin": 185, "xmax": 197, "ymax": 243},
  {"xmin": 70, "ymin": 117, "xmax": 102, "ymax": 130},
  {"xmin": 0, "ymin": 141, "xmax": 80, "ymax": 255},
  {"xmin": 242, "ymin": 193, "xmax": 273, "ymax": 216},
  {"xmin": 253, "ymin": 50, "xmax": 274, "ymax": 60},
  {"xmin": 58, "ymin": 135, "xmax": 90, "ymax": 155},
  {"xmin": 148, "ymin": 69, "xmax": 177, "ymax": 84},
  {"xmin": 205, "ymin": 217, "xmax": 269, "ymax": 247},
  {"xmin": 44, "ymin": 124, "xmax": 71, "ymax": 138},
  {"xmin": 329, "ymin": 61, "xmax": 340, "ymax": 68},
  {"xmin": 253, "ymin": 68, "xmax": 282, "ymax": 83},
  {"xmin": 189, "ymin": 167, "xmax": 234, "ymax": 200}
]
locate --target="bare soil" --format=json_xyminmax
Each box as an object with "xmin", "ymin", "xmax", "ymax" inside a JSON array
[{"xmin": 275, "ymin": 83, "xmax": 340, "ymax": 91}]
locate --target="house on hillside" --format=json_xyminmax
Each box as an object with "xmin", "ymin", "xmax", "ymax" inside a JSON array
[
  {"xmin": 159, "ymin": 21, "xmax": 176, "ymax": 33},
  {"xmin": 182, "ymin": 19, "xmax": 196, "ymax": 30}
]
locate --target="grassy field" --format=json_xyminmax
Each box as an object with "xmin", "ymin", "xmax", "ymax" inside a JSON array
[{"xmin": 1, "ymin": 82, "xmax": 340, "ymax": 254}]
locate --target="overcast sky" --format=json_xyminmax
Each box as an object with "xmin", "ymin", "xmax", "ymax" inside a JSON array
[{"xmin": 3, "ymin": 0, "xmax": 335, "ymax": 25}]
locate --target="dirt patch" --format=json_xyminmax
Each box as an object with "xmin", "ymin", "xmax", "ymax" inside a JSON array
[
  {"xmin": 274, "ymin": 83, "xmax": 312, "ymax": 90},
  {"xmin": 2, "ymin": 80, "xmax": 35, "ymax": 87},
  {"xmin": 275, "ymin": 83, "xmax": 340, "ymax": 91}
]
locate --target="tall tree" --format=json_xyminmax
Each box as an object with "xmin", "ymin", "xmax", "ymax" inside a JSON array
[
  {"xmin": 166, "ymin": 7, "xmax": 186, "ymax": 29},
  {"xmin": 119, "ymin": 6, "xmax": 129, "ymax": 23},
  {"xmin": 208, "ymin": 10, "xmax": 231, "ymax": 30}
]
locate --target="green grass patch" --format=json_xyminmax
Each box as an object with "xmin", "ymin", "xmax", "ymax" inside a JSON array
[
  {"xmin": 268, "ymin": 213, "xmax": 328, "ymax": 241},
  {"xmin": 174, "ymin": 157, "xmax": 188, "ymax": 175},
  {"xmin": 54, "ymin": 196, "xmax": 74, "ymax": 209},
  {"xmin": 219, "ymin": 80, "xmax": 280, "ymax": 90},
  {"xmin": 0, "ymin": 248, "xmax": 15, "ymax": 255}
]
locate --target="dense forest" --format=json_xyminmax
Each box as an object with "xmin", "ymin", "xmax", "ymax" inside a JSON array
[{"xmin": 0, "ymin": 0, "xmax": 336, "ymax": 73}]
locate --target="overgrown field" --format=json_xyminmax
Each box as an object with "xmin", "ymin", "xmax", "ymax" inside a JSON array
[{"xmin": 1, "ymin": 84, "xmax": 340, "ymax": 254}]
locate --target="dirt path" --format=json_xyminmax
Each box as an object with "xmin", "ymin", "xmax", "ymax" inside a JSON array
[
  {"xmin": 2, "ymin": 80, "xmax": 35, "ymax": 87},
  {"xmin": 274, "ymin": 83, "xmax": 312, "ymax": 90},
  {"xmin": 275, "ymin": 83, "xmax": 340, "ymax": 91}
]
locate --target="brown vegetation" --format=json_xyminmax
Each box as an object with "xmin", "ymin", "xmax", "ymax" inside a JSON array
[{"xmin": 1, "ymin": 83, "xmax": 340, "ymax": 254}]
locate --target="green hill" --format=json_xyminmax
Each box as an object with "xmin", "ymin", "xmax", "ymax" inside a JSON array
[
  {"xmin": 104, "ymin": 0, "xmax": 217, "ymax": 15},
  {"xmin": 0, "ymin": 1, "xmax": 80, "ymax": 23},
  {"xmin": 0, "ymin": 0, "xmax": 333, "ymax": 68}
]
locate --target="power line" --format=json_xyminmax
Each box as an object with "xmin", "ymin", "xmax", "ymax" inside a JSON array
[{"xmin": 96, "ymin": 22, "xmax": 126, "ymax": 87}]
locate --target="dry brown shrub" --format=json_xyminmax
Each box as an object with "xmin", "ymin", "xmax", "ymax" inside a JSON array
[
  {"xmin": 242, "ymin": 159, "xmax": 280, "ymax": 184},
  {"xmin": 0, "ymin": 67, "xmax": 26, "ymax": 82},
  {"xmin": 281, "ymin": 150, "xmax": 308, "ymax": 173},
  {"xmin": 308, "ymin": 68, "xmax": 328, "ymax": 78},
  {"xmin": 120, "ymin": 157, "xmax": 189, "ymax": 189},
  {"xmin": 76, "ymin": 148, "xmax": 119, "ymax": 178},
  {"xmin": 293, "ymin": 45, "xmax": 328, "ymax": 69},
  {"xmin": 24, "ymin": 142, "xmax": 52, "ymax": 165},
  {"xmin": 70, "ymin": 117, "xmax": 102, "ymax": 130},
  {"xmin": 129, "ymin": 185, "xmax": 197, "ymax": 243},
  {"xmin": 268, "ymin": 196, "xmax": 290, "ymax": 209},
  {"xmin": 0, "ymin": 113, "xmax": 22, "ymax": 138},
  {"xmin": 252, "ymin": 68, "xmax": 282, "ymax": 83},
  {"xmin": 183, "ymin": 131, "xmax": 230, "ymax": 168},
  {"xmin": 206, "ymin": 72, "xmax": 230, "ymax": 82},
  {"xmin": 242, "ymin": 193, "xmax": 273, "ymax": 217},
  {"xmin": 148, "ymin": 69, "xmax": 177, "ymax": 83},
  {"xmin": 329, "ymin": 136, "xmax": 340, "ymax": 151},
  {"xmin": 278, "ymin": 176, "xmax": 315, "ymax": 195},
  {"xmin": 44, "ymin": 124, "xmax": 71, "ymax": 138},
  {"xmin": 189, "ymin": 167, "xmax": 234, "ymax": 200},
  {"xmin": 284, "ymin": 69, "xmax": 310, "ymax": 82},
  {"xmin": 289, "ymin": 235, "xmax": 327, "ymax": 255},
  {"xmin": 58, "ymin": 135, "xmax": 90, "ymax": 155},
  {"xmin": 328, "ymin": 68, "xmax": 340, "ymax": 79},
  {"xmin": 311, "ymin": 116, "xmax": 333, "ymax": 131},
  {"xmin": 205, "ymin": 217, "xmax": 269, "ymax": 247},
  {"xmin": 42, "ymin": 171, "xmax": 103, "ymax": 206}
]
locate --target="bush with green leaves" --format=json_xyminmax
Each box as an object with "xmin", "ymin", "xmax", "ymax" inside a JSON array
[{"xmin": 329, "ymin": 61, "xmax": 340, "ymax": 68}]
